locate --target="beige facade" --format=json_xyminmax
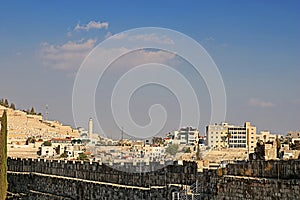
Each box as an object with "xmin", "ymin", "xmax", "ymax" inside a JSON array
[
  {"xmin": 206, "ymin": 122, "xmax": 228, "ymax": 148},
  {"xmin": 206, "ymin": 122, "xmax": 257, "ymax": 153},
  {"xmin": 256, "ymin": 131, "xmax": 278, "ymax": 143},
  {"xmin": 287, "ymin": 131, "xmax": 300, "ymax": 138}
]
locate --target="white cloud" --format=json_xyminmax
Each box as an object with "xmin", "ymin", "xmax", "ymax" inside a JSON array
[
  {"xmin": 248, "ymin": 98, "xmax": 275, "ymax": 108},
  {"xmin": 109, "ymin": 33, "xmax": 174, "ymax": 45},
  {"xmin": 109, "ymin": 32, "xmax": 128, "ymax": 40},
  {"xmin": 116, "ymin": 49, "xmax": 176, "ymax": 67},
  {"xmin": 74, "ymin": 20, "xmax": 109, "ymax": 31},
  {"xmin": 67, "ymin": 31, "xmax": 72, "ymax": 37},
  {"xmin": 105, "ymin": 32, "xmax": 113, "ymax": 39},
  {"xmin": 78, "ymin": 47, "xmax": 177, "ymax": 72},
  {"xmin": 41, "ymin": 39, "xmax": 97, "ymax": 71},
  {"xmin": 129, "ymin": 33, "xmax": 174, "ymax": 45},
  {"xmin": 205, "ymin": 36, "xmax": 215, "ymax": 41},
  {"xmin": 40, "ymin": 39, "xmax": 178, "ymax": 72}
]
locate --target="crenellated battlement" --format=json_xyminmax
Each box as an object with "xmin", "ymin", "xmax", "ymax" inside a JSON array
[
  {"xmin": 7, "ymin": 157, "xmax": 300, "ymax": 199},
  {"xmin": 7, "ymin": 157, "xmax": 198, "ymax": 187}
]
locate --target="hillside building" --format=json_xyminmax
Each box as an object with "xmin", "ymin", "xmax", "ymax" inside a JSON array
[{"xmin": 206, "ymin": 122, "xmax": 257, "ymax": 153}]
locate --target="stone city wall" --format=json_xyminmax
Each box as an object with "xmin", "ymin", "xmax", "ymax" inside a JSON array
[
  {"xmin": 8, "ymin": 171, "xmax": 170, "ymax": 200},
  {"xmin": 193, "ymin": 160, "xmax": 300, "ymax": 199},
  {"xmin": 223, "ymin": 159, "xmax": 300, "ymax": 179},
  {"xmin": 7, "ymin": 157, "xmax": 197, "ymax": 187},
  {"xmin": 7, "ymin": 158, "xmax": 300, "ymax": 199}
]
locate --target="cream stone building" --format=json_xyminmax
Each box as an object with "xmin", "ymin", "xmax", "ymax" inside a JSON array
[
  {"xmin": 206, "ymin": 122, "xmax": 257, "ymax": 153},
  {"xmin": 256, "ymin": 131, "xmax": 279, "ymax": 143}
]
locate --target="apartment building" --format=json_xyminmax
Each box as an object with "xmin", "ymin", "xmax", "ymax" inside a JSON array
[
  {"xmin": 206, "ymin": 122, "xmax": 257, "ymax": 152},
  {"xmin": 166, "ymin": 127, "xmax": 199, "ymax": 145}
]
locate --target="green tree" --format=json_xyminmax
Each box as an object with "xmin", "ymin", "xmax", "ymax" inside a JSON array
[
  {"xmin": 0, "ymin": 111, "xmax": 8, "ymax": 199},
  {"xmin": 30, "ymin": 107, "xmax": 35, "ymax": 115},
  {"xmin": 184, "ymin": 147, "xmax": 191, "ymax": 153},
  {"xmin": 152, "ymin": 137, "xmax": 164, "ymax": 146},
  {"xmin": 3, "ymin": 99, "xmax": 9, "ymax": 107},
  {"xmin": 60, "ymin": 152, "xmax": 68, "ymax": 158},
  {"xmin": 42, "ymin": 141, "xmax": 52, "ymax": 146},
  {"xmin": 26, "ymin": 137, "xmax": 36, "ymax": 145},
  {"xmin": 78, "ymin": 153, "xmax": 89, "ymax": 161},
  {"xmin": 9, "ymin": 103, "xmax": 16, "ymax": 110},
  {"xmin": 166, "ymin": 144, "xmax": 179, "ymax": 156}
]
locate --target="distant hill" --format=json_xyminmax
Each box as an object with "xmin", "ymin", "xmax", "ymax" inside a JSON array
[{"xmin": 0, "ymin": 105, "xmax": 79, "ymax": 143}]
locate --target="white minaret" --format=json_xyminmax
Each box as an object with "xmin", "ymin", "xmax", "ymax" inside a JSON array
[{"xmin": 88, "ymin": 118, "xmax": 93, "ymax": 138}]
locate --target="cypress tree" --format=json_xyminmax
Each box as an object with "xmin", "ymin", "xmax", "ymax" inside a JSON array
[
  {"xmin": 10, "ymin": 103, "xmax": 15, "ymax": 110},
  {"xmin": 30, "ymin": 107, "xmax": 35, "ymax": 115},
  {"xmin": 0, "ymin": 111, "xmax": 8, "ymax": 199},
  {"xmin": 3, "ymin": 99, "xmax": 8, "ymax": 108}
]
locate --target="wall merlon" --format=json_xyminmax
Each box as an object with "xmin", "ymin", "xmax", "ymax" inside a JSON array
[{"xmin": 7, "ymin": 157, "xmax": 300, "ymax": 199}]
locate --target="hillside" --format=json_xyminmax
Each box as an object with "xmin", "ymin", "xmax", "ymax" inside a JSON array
[{"xmin": 0, "ymin": 105, "xmax": 79, "ymax": 144}]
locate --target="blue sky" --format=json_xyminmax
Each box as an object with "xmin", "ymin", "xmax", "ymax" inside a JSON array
[{"xmin": 0, "ymin": 1, "xmax": 299, "ymax": 138}]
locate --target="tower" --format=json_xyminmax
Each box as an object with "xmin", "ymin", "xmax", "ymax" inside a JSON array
[
  {"xmin": 45, "ymin": 104, "xmax": 49, "ymax": 120},
  {"xmin": 88, "ymin": 118, "xmax": 93, "ymax": 138}
]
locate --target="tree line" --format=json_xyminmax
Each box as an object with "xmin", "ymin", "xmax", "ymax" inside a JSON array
[{"xmin": 0, "ymin": 98, "xmax": 42, "ymax": 115}]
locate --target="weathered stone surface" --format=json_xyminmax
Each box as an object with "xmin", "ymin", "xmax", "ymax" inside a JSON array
[{"xmin": 6, "ymin": 158, "xmax": 300, "ymax": 199}]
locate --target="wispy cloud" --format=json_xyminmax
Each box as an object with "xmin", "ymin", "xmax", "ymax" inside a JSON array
[
  {"xmin": 205, "ymin": 36, "xmax": 215, "ymax": 41},
  {"xmin": 130, "ymin": 33, "xmax": 174, "ymax": 45},
  {"xmin": 104, "ymin": 32, "xmax": 113, "ymax": 39},
  {"xmin": 248, "ymin": 98, "xmax": 275, "ymax": 108},
  {"xmin": 40, "ymin": 40, "xmax": 177, "ymax": 73},
  {"xmin": 115, "ymin": 49, "xmax": 177, "ymax": 68},
  {"xmin": 109, "ymin": 32, "xmax": 174, "ymax": 45},
  {"xmin": 74, "ymin": 20, "xmax": 108, "ymax": 31},
  {"xmin": 67, "ymin": 31, "xmax": 72, "ymax": 37},
  {"xmin": 41, "ymin": 39, "xmax": 97, "ymax": 71},
  {"xmin": 202, "ymin": 36, "xmax": 228, "ymax": 48}
]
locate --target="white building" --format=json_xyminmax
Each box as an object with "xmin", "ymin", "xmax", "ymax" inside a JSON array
[
  {"xmin": 144, "ymin": 146, "xmax": 166, "ymax": 161},
  {"xmin": 206, "ymin": 122, "xmax": 228, "ymax": 149},
  {"xmin": 167, "ymin": 127, "xmax": 199, "ymax": 145},
  {"xmin": 40, "ymin": 146, "xmax": 55, "ymax": 157},
  {"xmin": 206, "ymin": 122, "xmax": 257, "ymax": 152}
]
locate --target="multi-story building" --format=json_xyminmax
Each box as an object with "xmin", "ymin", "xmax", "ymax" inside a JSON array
[
  {"xmin": 206, "ymin": 122, "xmax": 257, "ymax": 152},
  {"xmin": 256, "ymin": 131, "xmax": 279, "ymax": 143},
  {"xmin": 206, "ymin": 122, "xmax": 228, "ymax": 148},
  {"xmin": 287, "ymin": 131, "xmax": 300, "ymax": 139},
  {"xmin": 167, "ymin": 127, "xmax": 199, "ymax": 145},
  {"xmin": 286, "ymin": 131, "xmax": 300, "ymax": 145}
]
